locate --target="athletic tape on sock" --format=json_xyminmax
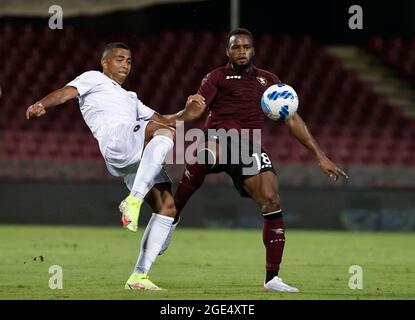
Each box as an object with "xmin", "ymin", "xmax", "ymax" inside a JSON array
[{"xmin": 262, "ymin": 209, "xmax": 282, "ymax": 220}]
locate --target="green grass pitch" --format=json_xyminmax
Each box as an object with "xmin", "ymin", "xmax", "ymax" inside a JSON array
[{"xmin": 0, "ymin": 225, "xmax": 414, "ymax": 300}]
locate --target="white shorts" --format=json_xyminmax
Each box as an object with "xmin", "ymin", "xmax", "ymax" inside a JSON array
[{"xmin": 103, "ymin": 120, "xmax": 172, "ymax": 190}]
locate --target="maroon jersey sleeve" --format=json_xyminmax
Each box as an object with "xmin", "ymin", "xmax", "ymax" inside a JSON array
[
  {"xmin": 197, "ymin": 70, "xmax": 220, "ymax": 106},
  {"xmin": 270, "ymin": 72, "xmax": 281, "ymax": 85}
]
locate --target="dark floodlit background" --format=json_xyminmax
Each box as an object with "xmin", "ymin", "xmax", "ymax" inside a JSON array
[{"xmin": 0, "ymin": 0, "xmax": 414, "ymax": 231}]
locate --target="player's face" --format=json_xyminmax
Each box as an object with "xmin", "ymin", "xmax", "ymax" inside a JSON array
[
  {"xmin": 226, "ymin": 35, "xmax": 255, "ymax": 69},
  {"xmin": 101, "ymin": 48, "xmax": 132, "ymax": 85}
]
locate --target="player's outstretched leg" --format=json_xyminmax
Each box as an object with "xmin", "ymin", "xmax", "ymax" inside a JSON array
[
  {"xmin": 125, "ymin": 214, "xmax": 174, "ymax": 290},
  {"xmin": 158, "ymin": 216, "xmax": 180, "ymax": 256},
  {"xmin": 125, "ymin": 184, "xmax": 176, "ymax": 290},
  {"xmin": 243, "ymin": 171, "xmax": 299, "ymax": 292},
  {"xmin": 174, "ymin": 160, "xmax": 209, "ymax": 215},
  {"xmin": 120, "ymin": 122, "xmax": 175, "ymax": 232}
]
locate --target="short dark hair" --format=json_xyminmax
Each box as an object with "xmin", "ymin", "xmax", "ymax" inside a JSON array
[
  {"xmin": 101, "ymin": 42, "xmax": 130, "ymax": 59},
  {"xmin": 227, "ymin": 28, "xmax": 254, "ymax": 47}
]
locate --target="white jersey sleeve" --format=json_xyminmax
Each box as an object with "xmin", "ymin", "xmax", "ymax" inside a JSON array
[
  {"xmin": 66, "ymin": 71, "xmax": 102, "ymax": 97},
  {"xmin": 132, "ymin": 93, "xmax": 155, "ymax": 120}
]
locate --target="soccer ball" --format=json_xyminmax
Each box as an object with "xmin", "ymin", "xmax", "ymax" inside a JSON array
[{"xmin": 261, "ymin": 83, "xmax": 299, "ymax": 121}]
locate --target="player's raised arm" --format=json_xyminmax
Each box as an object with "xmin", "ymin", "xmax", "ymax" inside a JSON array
[
  {"xmin": 26, "ymin": 86, "xmax": 79, "ymax": 119},
  {"xmin": 286, "ymin": 113, "xmax": 348, "ymax": 181}
]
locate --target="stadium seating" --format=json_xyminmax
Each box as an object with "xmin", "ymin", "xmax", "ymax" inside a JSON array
[
  {"xmin": 368, "ymin": 35, "xmax": 415, "ymax": 85},
  {"xmin": 0, "ymin": 24, "xmax": 414, "ymax": 180}
]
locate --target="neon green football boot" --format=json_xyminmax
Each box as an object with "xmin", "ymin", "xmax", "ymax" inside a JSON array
[
  {"xmin": 119, "ymin": 194, "xmax": 142, "ymax": 232},
  {"xmin": 124, "ymin": 273, "xmax": 164, "ymax": 291}
]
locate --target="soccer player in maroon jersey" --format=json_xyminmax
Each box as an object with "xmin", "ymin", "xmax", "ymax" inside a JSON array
[{"xmin": 165, "ymin": 28, "xmax": 348, "ymax": 292}]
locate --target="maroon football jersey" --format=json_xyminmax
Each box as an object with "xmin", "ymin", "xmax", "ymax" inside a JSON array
[{"xmin": 198, "ymin": 63, "xmax": 280, "ymax": 131}]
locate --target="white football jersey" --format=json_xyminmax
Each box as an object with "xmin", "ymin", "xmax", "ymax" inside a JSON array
[{"xmin": 66, "ymin": 71, "xmax": 154, "ymax": 153}]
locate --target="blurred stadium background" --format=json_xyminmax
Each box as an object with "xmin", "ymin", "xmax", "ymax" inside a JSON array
[{"xmin": 0, "ymin": 0, "xmax": 415, "ymax": 231}]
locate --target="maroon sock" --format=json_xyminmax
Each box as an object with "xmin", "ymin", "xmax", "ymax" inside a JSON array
[
  {"xmin": 174, "ymin": 162, "xmax": 208, "ymax": 222},
  {"xmin": 262, "ymin": 210, "xmax": 285, "ymax": 283}
]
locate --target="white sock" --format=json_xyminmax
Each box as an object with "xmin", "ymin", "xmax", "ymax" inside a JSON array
[
  {"xmin": 159, "ymin": 217, "xmax": 180, "ymax": 256},
  {"xmin": 134, "ymin": 213, "xmax": 174, "ymax": 274},
  {"xmin": 132, "ymin": 135, "xmax": 174, "ymax": 200}
]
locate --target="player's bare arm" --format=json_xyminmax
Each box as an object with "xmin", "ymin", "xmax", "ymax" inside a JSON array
[
  {"xmin": 26, "ymin": 86, "xmax": 79, "ymax": 119},
  {"xmin": 286, "ymin": 113, "xmax": 348, "ymax": 180},
  {"xmin": 165, "ymin": 94, "xmax": 206, "ymax": 125},
  {"xmin": 149, "ymin": 112, "xmax": 175, "ymax": 127}
]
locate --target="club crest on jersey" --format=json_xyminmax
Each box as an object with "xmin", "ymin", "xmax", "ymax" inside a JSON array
[
  {"xmin": 256, "ymin": 77, "xmax": 267, "ymax": 86},
  {"xmin": 226, "ymin": 75, "xmax": 241, "ymax": 80}
]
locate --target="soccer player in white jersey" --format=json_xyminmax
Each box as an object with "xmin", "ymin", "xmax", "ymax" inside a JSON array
[{"xmin": 25, "ymin": 42, "xmax": 205, "ymax": 290}]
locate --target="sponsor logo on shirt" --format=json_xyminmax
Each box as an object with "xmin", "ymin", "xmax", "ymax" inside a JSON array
[
  {"xmin": 226, "ymin": 75, "xmax": 241, "ymax": 80},
  {"xmin": 133, "ymin": 125, "xmax": 141, "ymax": 132}
]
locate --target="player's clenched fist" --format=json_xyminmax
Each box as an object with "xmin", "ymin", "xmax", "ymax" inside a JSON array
[{"xmin": 26, "ymin": 102, "xmax": 46, "ymax": 119}]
